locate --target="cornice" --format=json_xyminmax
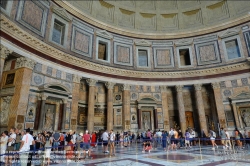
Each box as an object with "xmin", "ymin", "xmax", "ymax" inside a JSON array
[
  {"xmin": 58, "ymin": 1, "xmax": 250, "ymax": 39},
  {"xmin": 1, "ymin": 15, "xmax": 249, "ymax": 81}
]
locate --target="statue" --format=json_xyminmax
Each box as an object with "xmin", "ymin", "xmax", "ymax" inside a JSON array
[
  {"xmin": 43, "ymin": 109, "xmax": 53, "ymax": 130},
  {"xmin": 242, "ymin": 110, "xmax": 250, "ymax": 127},
  {"xmin": 143, "ymin": 114, "xmax": 150, "ymax": 130}
]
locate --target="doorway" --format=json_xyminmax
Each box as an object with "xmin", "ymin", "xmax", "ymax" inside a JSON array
[{"xmin": 185, "ymin": 111, "xmax": 194, "ymax": 128}]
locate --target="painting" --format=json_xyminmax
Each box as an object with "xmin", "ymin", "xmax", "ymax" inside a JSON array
[{"xmin": 5, "ymin": 73, "xmax": 15, "ymax": 86}]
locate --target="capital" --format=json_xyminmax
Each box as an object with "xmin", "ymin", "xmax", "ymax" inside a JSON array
[
  {"xmin": 39, "ymin": 94, "xmax": 48, "ymax": 100},
  {"xmin": 105, "ymin": 82, "xmax": 115, "ymax": 89},
  {"xmin": 211, "ymin": 82, "xmax": 220, "ymax": 89},
  {"xmin": 62, "ymin": 98, "xmax": 68, "ymax": 104},
  {"xmin": 122, "ymin": 84, "xmax": 130, "ymax": 91},
  {"xmin": 86, "ymin": 78, "xmax": 97, "ymax": 86},
  {"xmin": 15, "ymin": 57, "xmax": 36, "ymax": 70},
  {"xmin": 175, "ymin": 85, "xmax": 183, "ymax": 92},
  {"xmin": 72, "ymin": 74, "xmax": 81, "ymax": 83},
  {"xmin": 160, "ymin": 85, "xmax": 168, "ymax": 92},
  {"xmin": 194, "ymin": 84, "xmax": 202, "ymax": 91},
  {"xmin": 0, "ymin": 44, "xmax": 13, "ymax": 60}
]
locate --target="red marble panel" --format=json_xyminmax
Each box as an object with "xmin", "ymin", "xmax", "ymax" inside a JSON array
[
  {"xmin": 117, "ymin": 45, "xmax": 130, "ymax": 63},
  {"xmin": 156, "ymin": 49, "xmax": 171, "ymax": 65},
  {"xmin": 74, "ymin": 31, "xmax": 89, "ymax": 53}
]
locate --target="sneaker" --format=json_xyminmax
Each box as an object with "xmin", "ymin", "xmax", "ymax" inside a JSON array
[
  {"xmin": 216, "ymin": 145, "xmax": 218, "ymax": 149},
  {"xmin": 67, "ymin": 159, "xmax": 72, "ymax": 162},
  {"xmin": 149, "ymin": 150, "xmax": 151, "ymax": 153},
  {"xmin": 212, "ymin": 147, "xmax": 215, "ymax": 150}
]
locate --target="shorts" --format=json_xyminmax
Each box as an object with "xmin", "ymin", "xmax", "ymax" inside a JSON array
[
  {"xmin": 103, "ymin": 140, "xmax": 108, "ymax": 146},
  {"xmin": 82, "ymin": 143, "xmax": 90, "ymax": 150},
  {"xmin": 6, "ymin": 146, "xmax": 14, "ymax": 152},
  {"xmin": 210, "ymin": 137, "xmax": 215, "ymax": 140},
  {"xmin": 221, "ymin": 139, "xmax": 225, "ymax": 144},
  {"xmin": 53, "ymin": 141, "xmax": 59, "ymax": 148},
  {"xmin": 185, "ymin": 140, "xmax": 190, "ymax": 144}
]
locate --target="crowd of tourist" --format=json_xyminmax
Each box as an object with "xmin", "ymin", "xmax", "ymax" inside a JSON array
[{"xmin": 0, "ymin": 127, "xmax": 249, "ymax": 165}]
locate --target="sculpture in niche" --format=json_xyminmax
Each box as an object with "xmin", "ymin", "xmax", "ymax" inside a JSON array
[
  {"xmin": 43, "ymin": 109, "xmax": 54, "ymax": 130},
  {"xmin": 143, "ymin": 113, "xmax": 150, "ymax": 130},
  {"xmin": 241, "ymin": 109, "xmax": 250, "ymax": 127}
]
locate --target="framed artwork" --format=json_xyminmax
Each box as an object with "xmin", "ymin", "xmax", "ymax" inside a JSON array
[{"xmin": 4, "ymin": 72, "xmax": 16, "ymax": 86}]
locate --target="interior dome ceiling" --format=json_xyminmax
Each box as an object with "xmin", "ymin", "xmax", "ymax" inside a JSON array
[{"xmin": 63, "ymin": 0, "xmax": 250, "ymax": 36}]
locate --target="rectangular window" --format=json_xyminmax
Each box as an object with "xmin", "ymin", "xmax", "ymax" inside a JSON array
[
  {"xmin": 0, "ymin": 0, "xmax": 8, "ymax": 9},
  {"xmin": 244, "ymin": 31, "xmax": 250, "ymax": 56},
  {"xmin": 98, "ymin": 42, "xmax": 108, "ymax": 60},
  {"xmin": 225, "ymin": 39, "xmax": 241, "ymax": 59},
  {"xmin": 138, "ymin": 50, "xmax": 148, "ymax": 67},
  {"xmin": 52, "ymin": 19, "xmax": 65, "ymax": 45},
  {"xmin": 179, "ymin": 48, "xmax": 191, "ymax": 66}
]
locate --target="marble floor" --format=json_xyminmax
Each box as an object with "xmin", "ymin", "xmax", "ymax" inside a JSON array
[{"xmin": 6, "ymin": 144, "xmax": 250, "ymax": 166}]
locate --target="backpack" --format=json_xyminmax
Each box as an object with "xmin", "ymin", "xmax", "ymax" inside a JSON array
[{"xmin": 212, "ymin": 131, "xmax": 216, "ymax": 138}]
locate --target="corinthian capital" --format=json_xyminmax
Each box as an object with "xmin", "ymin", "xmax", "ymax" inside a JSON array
[
  {"xmin": 3, "ymin": 96, "xmax": 12, "ymax": 104},
  {"xmin": 105, "ymin": 82, "xmax": 115, "ymax": 89},
  {"xmin": 122, "ymin": 84, "xmax": 130, "ymax": 91},
  {"xmin": 16, "ymin": 57, "xmax": 36, "ymax": 70},
  {"xmin": 211, "ymin": 82, "xmax": 220, "ymax": 89},
  {"xmin": 0, "ymin": 44, "xmax": 13, "ymax": 60},
  {"xmin": 175, "ymin": 85, "xmax": 183, "ymax": 92},
  {"xmin": 194, "ymin": 84, "xmax": 202, "ymax": 91},
  {"xmin": 160, "ymin": 85, "xmax": 168, "ymax": 92},
  {"xmin": 86, "ymin": 78, "xmax": 97, "ymax": 86}
]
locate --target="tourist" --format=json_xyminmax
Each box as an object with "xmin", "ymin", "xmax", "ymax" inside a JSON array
[
  {"xmin": 201, "ymin": 129, "xmax": 207, "ymax": 146},
  {"xmin": 189, "ymin": 129, "xmax": 196, "ymax": 146},
  {"xmin": 235, "ymin": 129, "xmax": 243, "ymax": 149},
  {"xmin": 220, "ymin": 128, "xmax": 227, "ymax": 149},
  {"xmin": 59, "ymin": 132, "xmax": 65, "ymax": 151},
  {"xmin": 244, "ymin": 129, "xmax": 250, "ymax": 149},
  {"xmin": 169, "ymin": 129, "xmax": 177, "ymax": 151},
  {"xmin": 119, "ymin": 131, "xmax": 124, "ymax": 147},
  {"xmin": 142, "ymin": 141, "xmax": 152, "ymax": 153},
  {"xmin": 53, "ymin": 131, "xmax": 60, "ymax": 151},
  {"xmin": 224, "ymin": 128, "xmax": 232, "ymax": 149},
  {"xmin": 209, "ymin": 129, "xmax": 218, "ymax": 150},
  {"xmin": 161, "ymin": 131, "xmax": 168, "ymax": 151},
  {"xmin": 109, "ymin": 129, "xmax": 116, "ymax": 156},
  {"xmin": 102, "ymin": 130, "xmax": 109, "ymax": 153},
  {"xmin": 153, "ymin": 131, "xmax": 157, "ymax": 149},
  {"xmin": 116, "ymin": 131, "xmax": 120, "ymax": 145},
  {"xmin": 0, "ymin": 131, "xmax": 8, "ymax": 163},
  {"xmin": 76, "ymin": 132, "xmax": 83, "ymax": 160},
  {"xmin": 19, "ymin": 128, "xmax": 35, "ymax": 166},
  {"xmin": 82, "ymin": 130, "xmax": 91, "ymax": 159},
  {"xmin": 65, "ymin": 130, "xmax": 74, "ymax": 162},
  {"xmin": 5, "ymin": 127, "xmax": 16, "ymax": 165},
  {"xmin": 91, "ymin": 131, "xmax": 97, "ymax": 148},
  {"xmin": 185, "ymin": 129, "xmax": 191, "ymax": 149},
  {"xmin": 44, "ymin": 132, "xmax": 53, "ymax": 165},
  {"xmin": 123, "ymin": 132, "xmax": 129, "ymax": 147},
  {"xmin": 146, "ymin": 129, "xmax": 152, "ymax": 142}
]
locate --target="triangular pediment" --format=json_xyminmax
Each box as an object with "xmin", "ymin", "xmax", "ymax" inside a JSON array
[
  {"xmin": 96, "ymin": 30, "xmax": 113, "ymax": 39},
  {"xmin": 52, "ymin": 6, "xmax": 72, "ymax": 22},
  {"xmin": 218, "ymin": 28, "xmax": 240, "ymax": 38},
  {"xmin": 134, "ymin": 39, "xmax": 151, "ymax": 46},
  {"xmin": 175, "ymin": 39, "xmax": 193, "ymax": 46},
  {"xmin": 230, "ymin": 91, "xmax": 250, "ymax": 101}
]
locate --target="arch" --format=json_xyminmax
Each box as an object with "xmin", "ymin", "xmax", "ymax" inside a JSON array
[
  {"xmin": 39, "ymin": 83, "xmax": 71, "ymax": 93},
  {"xmin": 137, "ymin": 95, "xmax": 158, "ymax": 102}
]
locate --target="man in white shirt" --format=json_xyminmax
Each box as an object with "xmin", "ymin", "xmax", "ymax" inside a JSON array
[
  {"xmin": 19, "ymin": 128, "xmax": 35, "ymax": 166},
  {"xmin": 157, "ymin": 130, "xmax": 162, "ymax": 146},
  {"xmin": 102, "ymin": 130, "xmax": 109, "ymax": 153},
  {"xmin": 109, "ymin": 130, "xmax": 116, "ymax": 156},
  {"xmin": 224, "ymin": 128, "xmax": 231, "ymax": 149},
  {"xmin": 5, "ymin": 127, "xmax": 16, "ymax": 165}
]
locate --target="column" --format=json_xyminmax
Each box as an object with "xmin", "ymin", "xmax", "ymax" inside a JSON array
[
  {"xmin": 70, "ymin": 74, "xmax": 81, "ymax": 131},
  {"xmin": 122, "ymin": 84, "xmax": 131, "ymax": 131},
  {"xmin": 231, "ymin": 102, "xmax": 240, "ymax": 128},
  {"xmin": 62, "ymin": 99, "xmax": 68, "ymax": 130},
  {"xmin": 86, "ymin": 78, "xmax": 97, "ymax": 132},
  {"xmin": 8, "ymin": 57, "xmax": 35, "ymax": 130},
  {"xmin": 194, "ymin": 84, "xmax": 208, "ymax": 134},
  {"xmin": 154, "ymin": 108, "xmax": 158, "ymax": 129},
  {"xmin": 0, "ymin": 44, "xmax": 13, "ymax": 80},
  {"xmin": 212, "ymin": 82, "xmax": 227, "ymax": 128},
  {"xmin": 38, "ymin": 95, "xmax": 47, "ymax": 131},
  {"xmin": 160, "ymin": 85, "xmax": 170, "ymax": 131},
  {"xmin": 176, "ymin": 85, "xmax": 186, "ymax": 134},
  {"xmin": 137, "ymin": 108, "xmax": 142, "ymax": 129},
  {"xmin": 105, "ymin": 82, "xmax": 115, "ymax": 131}
]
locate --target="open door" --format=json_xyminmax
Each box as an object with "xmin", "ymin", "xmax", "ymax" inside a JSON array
[{"xmin": 185, "ymin": 111, "xmax": 194, "ymax": 128}]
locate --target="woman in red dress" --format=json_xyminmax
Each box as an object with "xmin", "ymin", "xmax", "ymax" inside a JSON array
[{"xmin": 91, "ymin": 132, "xmax": 97, "ymax": 147}]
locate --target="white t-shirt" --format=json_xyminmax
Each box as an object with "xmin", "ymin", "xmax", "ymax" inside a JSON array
[
  {"xmin": 225, "ymin": 131, "xmax": 230, "ymax": 139},
  {"xmin": 8, "ymin": 133, "xmax": 16, "ymax": 146},
  {"xmin": 72, "ymin": 134, "xmax": 76, "ymax": 144},
  {"xmin": 158, "ymin": 131, "xmax": 162, "ymax": 137},
  {"xmin": 19, "ymin": 134, "xmax": 34, "ymax": 152},
  {"xmin": 110, "ymin": 133, "xmax": 115, "ymax": 141},
  {"xmin": 102, "ymin": 132, "xmax": 109, "ymax": 141}
]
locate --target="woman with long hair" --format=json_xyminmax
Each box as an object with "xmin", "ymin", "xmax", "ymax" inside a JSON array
[
  {"xmin": 90, "ymin": 132, "xmax": 96, "ymax": 148},
  {"xmin": 65, "ymin": 130, "xmax": 74, "ymax": 162}
]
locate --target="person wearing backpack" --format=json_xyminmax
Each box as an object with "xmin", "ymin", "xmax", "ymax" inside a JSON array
[{"xmin": 209, "ymin": 129, "xmax": 218, "ymax": 150}]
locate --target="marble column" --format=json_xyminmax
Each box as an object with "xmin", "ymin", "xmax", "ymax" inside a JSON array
[
  {"xmin": 137, "ymin": 108, "xmax": 141, "ymax": 129},
  {"xmin": 38, "ymin": 95, "xmax": 47, "ymax": 131},
  {"xmin": 62, "ymin": 99, "xmax": 68, "ymax": 130},
  {"xmin": 154, "ymin": 108, "xmax": 158, "ymax": 129},
  {"xmin": 86, "ymin": 78, "xmax": 97, "ymax": 132},
  {"xmin": 122, "ymin": 84, "xmax": 131, "ymax": 131},
  {"xmin": 70, "ymin": 74, "xmax": 81, "ymax": 131},
  {"xmin": 0, "ymin": 44, "xmax": 13, "ymax": 80},
  {"xmin": 160, "ymin": 85, "xmax": 170, "ymax": 131},
  {"xmin": 231, "ymin": 102, "xmax": 240, "ymax": 128},
  {"xmin": 194, "ymin": 84, "xmax": 208, "ymax": 134},
  {"xmin": 176, "ymin": 85, "xmax": 186, "ymax": 134},
  {"xmin": 212, "ymin": 82, "xmax": 227, "ymax": 128},
  {"xmin": 7, "ymin": 57, "xmax": 35, "ymax": 130},
  {"xmin": 105, "ymin": 82, "xmax": 115, "ymax": 131}
]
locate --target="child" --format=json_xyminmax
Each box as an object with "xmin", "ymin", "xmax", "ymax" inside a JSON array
[{"xmin": 142, "ymin": 141, "xmax": 152, "ymax": 153}]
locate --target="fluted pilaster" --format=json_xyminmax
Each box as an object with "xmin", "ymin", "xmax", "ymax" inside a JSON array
[
  {"xmin": 176, "ymin": 85, "xmax": 186, "ymax": 135},
  {"xmin": 105, "ymin": 82, "xmax": 115, "ymax": 131},
  {"xmin": 160, "ymin": 85, "xmax": 170, "ymax": 131}
]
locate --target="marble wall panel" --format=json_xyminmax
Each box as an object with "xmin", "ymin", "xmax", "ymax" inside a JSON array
[
  {"xmin": 16, "ymin": 0, "xmax": 48, "ymax": 37},
  {"xmin": 31, "ymin": 73, "xmax": 44, "ymax": 86},
  {"xmin": 153, "ymin": 47, "xmax": 174, "ymax": 68},
  {"xmin": 114, "ymin": 42, "xmax": 133, "ymax": 66}
]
